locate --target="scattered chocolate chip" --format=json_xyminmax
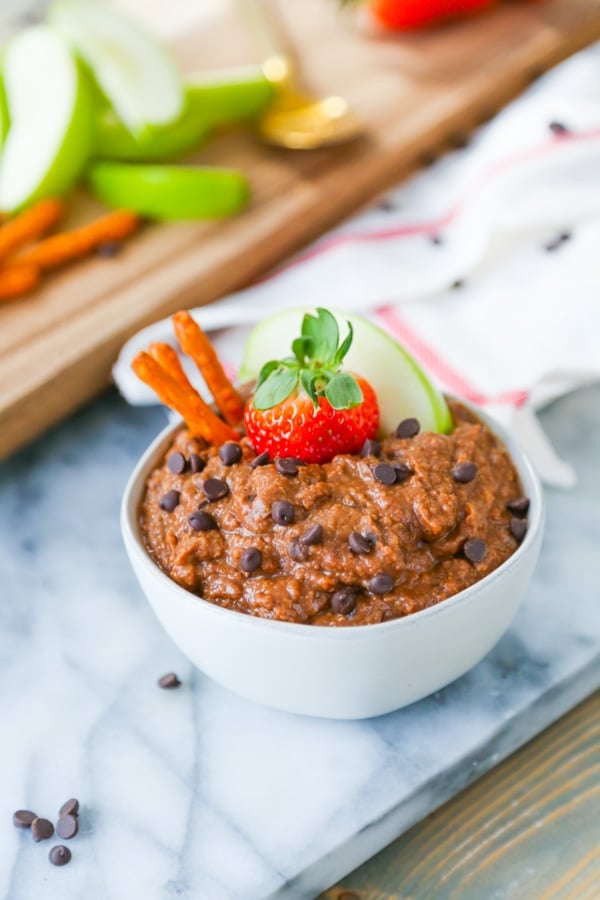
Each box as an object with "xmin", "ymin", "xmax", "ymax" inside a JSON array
[
  {"xmin": 219, "ymin": 442, "xmax": 242, "ymax": 466},
  {"xmin": 349, "ymin": 531, "xmax": 375, "ymax": 554},
  {"xmin": 159, "ymin": 490, "xmax": 180, "ymax": 512},
  {"xmin": 429, "ymin": 234, "xmax": 444, "ymax": 246},
  {"xmin": 368, "ymin": 573, "xmax": 394, "ymax": 595},
  {"xmin": 394, "ymin": 463, "xmax": 413, "ymax": 484},
  {"xmin": 96, "ymin": 240, "xmax": 122, "ymax": 258},
  {"xmin": 167, "ymin": 452, "xmax": 187, "ymax": 475},
  {"xmin": 510, "ymin": 518, "xmax": 528, "ymax": 543},
  {"xmin": 464, "ymin": 538, "xmax": 487, "ymax": 564},
  {"xmin": 453, "ymin": 462, "xmax": 478, "ymax": 484},
  {"xmin": 241, "ymin": 547, "xmax": 262, "ymax": 573},
  {"xmin": 189, "ymin": 453, "xmax": 205, "ymax": 474},
  {"xmin": 56, "ymin": 814, "xmax": 78, "ymax": 840},
  {"xmin": 549, "ymin": 121, "xmax": 570, "ymax": 136},
  {"xmin": 298, "ymin": 524, "xmax": 323, "ymax": 546},
  {"xmin": 373, "ymin": 463, "xmax": 397, "ymax": 486},
  {"xmin": 506, "ymin": 497, "xmax": 530, "ymax": 516},
  {"xmin": 31, "ymin": 818, "xmax": 54, "ymax": 842},
  {"xmin": 361, "ymin": 438, "xmax": 381, "ymax": 458},
  {"xmin": 289, "ymin": 541, "xmax": 309, "ymax": 562},
  {"xmin": 271, "ymin": 500, "xmax": 295, "ymax": 526},
  {"xmin": 544, "ymin": 231, "xmax": 572, "ymax": 253},
  {"xmin": 158, "ymin": 672, "xmax": 181, "ymax": 689},
  {"xmin": 249, "ymin": 451, "xmax": 270, "ymax": 468},
  {"xmin": 202, "ymin": 478, "xmax": 229, "ymax": 501},
  {"xmin": 331, "ymin": 589, "xmax": 356, "ymax": 615},
  {"xmin": 378, "ymin": 198, "xmax": 397, "ymax": 212},
  {"xmin": 451, "ymin": 279, "xmax": 465, "ymax": 290},
  {"xmin": 49, "ymin": 845, "xmax": 72, "ymax": 867},
  {"xmin": 13, "ymin": 810, "xmax": 36, "ymax": 829},
  {"xmin": 188, "ymin": 510, "xmax": 217, "ymax": 532},
  {"xmin": 275, "ymin": 458, "xmax": 299, "ymax": 477},
  {"xmin": 59, "ymin": 799, "xmax": 79, "ymax": 818},
  {"xmin": 395, "ymin": 418, "xmax": 420, "ymax": 439}
]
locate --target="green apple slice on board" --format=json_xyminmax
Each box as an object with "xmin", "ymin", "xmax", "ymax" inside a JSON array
[
  {"xmin": 0, "ymin": 26, "xmax": 94, "ymax": 212},
  {"xmin": 94, "ymin": 67, "xmax": 274, "ymax": 162},
  {"xmin": 0, "ymin": 74, "xmax": 9, "ymax": 148},
  {"xmin": 88, "ymin": 162, "xmax": 250, "ymax": 220},
  {"xmin": 50, "ymin": 0, "xmax": 184, "ymax": 138},
  {"xmin": 239, "ymin": 309, "xmax": 453, "ymax": 436}
]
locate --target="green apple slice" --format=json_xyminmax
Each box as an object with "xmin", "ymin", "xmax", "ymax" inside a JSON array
[
  {"xmin": 0, "ymin": 72, "xmax": 9, "ymax": 148},
  {"xmin": 239, "ymin": 308, "xmax": 452, "ymax": 435},
  {"xmin": 50, "ymin": 0, "xmax": 184, "ymax": 137},
  {"xmin": 88, "ymin": 162, "xmax": 249, "ymax": 220},
  {"xmin": 0, "ymin": 26, "xmax": 94, "ymax": 212},
  {"xmin": 94, "ymin": 67, "xmax": 274, "ymax": 162}
]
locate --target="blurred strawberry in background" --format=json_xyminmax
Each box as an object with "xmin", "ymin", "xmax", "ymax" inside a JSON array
[{"xmin": 349, "ymin": 0, "xmax": 539, "ymax": 31}]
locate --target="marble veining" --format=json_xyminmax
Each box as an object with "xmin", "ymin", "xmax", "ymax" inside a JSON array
[{"xmin": 0, "ymin": 387, "xmax": 598, "ymax": 900}]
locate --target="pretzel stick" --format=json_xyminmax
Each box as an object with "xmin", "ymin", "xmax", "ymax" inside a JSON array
[
  {"xmin": 13, "ymin": 210, "xmax": 139, "ymax": 270},
  {"xmin": 148, "ymin": 343, "xmax": 192, "ymax": 393},
  {"xmin": 0, "ymin": 198, "xmax": 64, "ymax": 262},
  {"xmin": 0, "ymin": 265, "xmax": 40, "ymax": 302},
  {"xmin": 132, "ymin": 352, "xmax": 238, "ymax": 445},
  {"xmin": 172, "ymin": 311, "xmax": 244, "ymax": 426}
]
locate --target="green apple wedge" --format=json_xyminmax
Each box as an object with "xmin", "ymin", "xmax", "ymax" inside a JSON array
[
  {"xmin": 50, "ymin": 0, "xmax": 184, "ymax": 139},
  {"xmin": 239, "ymin": 308, "xmax": 452, "ymax": 436},
  {"xmin": 94, "ymin": 67, "xmax": 274, "ymax": 163},
  {"xmin": 0, "ymin": 26, "xmax": 94, "ymax": 213},
  {"xmin": 88, "ymin": 162, "xmax": 249, "ymax": 220},
  {"xmin": 0, "ymin": 72, "xmax": 9, "ymax": 148}
]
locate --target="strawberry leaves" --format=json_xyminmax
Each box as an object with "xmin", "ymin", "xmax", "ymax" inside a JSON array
[{"xmin": 252, "ymin": 308, "xmax": 364, "ymax": 411}]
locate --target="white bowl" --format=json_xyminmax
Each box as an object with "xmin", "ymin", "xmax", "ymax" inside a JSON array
[{"xmin": 121, "ymin": 408, "xmax": 544, "ymax": 719}]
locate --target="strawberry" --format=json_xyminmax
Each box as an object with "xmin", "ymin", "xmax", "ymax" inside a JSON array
[
  {"xmin": 369, "ymin": 0, "xmax": 495, "ymax": 29},
  {"xmin": 244, "ymin": 309, "xmax": 380, "ymax": 464}
]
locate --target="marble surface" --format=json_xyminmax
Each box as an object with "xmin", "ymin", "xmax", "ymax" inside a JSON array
[{"xmin": 1, "ymin": 386, "xmax": 599, "ymax": 900}]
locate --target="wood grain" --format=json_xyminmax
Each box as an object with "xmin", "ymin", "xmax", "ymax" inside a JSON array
[
  {"xmin": 1, "ymin": 0, "xmax": 600, "ymax": 460},
  {"xmin": 323, "ymin": 691, "xmax": 600, "ymax": 900}
]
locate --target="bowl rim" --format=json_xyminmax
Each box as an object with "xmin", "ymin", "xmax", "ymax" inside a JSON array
[{"xmin": 121, "ymin": 401, "xmax": 545, "ymax": 641}]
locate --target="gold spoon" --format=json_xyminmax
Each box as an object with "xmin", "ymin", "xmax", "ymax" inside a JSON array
[{"xmin": 237, "ymin": 0, "xmax": 363, "ymax": 150}]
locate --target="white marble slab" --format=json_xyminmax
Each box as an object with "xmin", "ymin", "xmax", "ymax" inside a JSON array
[{"xmin": 1, "ymin": 386, "xmax": 598, "ymax": 900}]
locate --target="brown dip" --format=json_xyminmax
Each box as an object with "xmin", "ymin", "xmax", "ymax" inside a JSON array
[{"xmin": 139, "ymin": 402, "xmax": 527, "ymax": 626}]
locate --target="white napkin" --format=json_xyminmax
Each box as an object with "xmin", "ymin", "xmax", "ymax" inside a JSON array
[{"xmin": 114, "ymin": 42, "xmax": 600, "ymax": 489}]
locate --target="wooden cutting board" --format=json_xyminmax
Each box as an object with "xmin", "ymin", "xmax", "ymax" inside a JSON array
[{"xmin": 1, "ymin": 0, "xmax": 599, "ymax": 461}]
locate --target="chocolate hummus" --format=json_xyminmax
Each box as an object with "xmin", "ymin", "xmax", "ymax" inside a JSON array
[{"xmin": 139, "ymin": 402, "xmax": 528, "ymax": 626}]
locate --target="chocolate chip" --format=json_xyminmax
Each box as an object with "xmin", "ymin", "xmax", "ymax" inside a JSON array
[
  {"xmin": 249, "ymin": 451, "xmax": 270, "ymax": 468},
  {"xmin": 549, "ymin": 121, "xmax": 570, "ymax": 136},
  {"xmin": 289, "ymin": 541, "xmax": 309, "ymax": 562},
  {"xmin": 271, "ymin": 500, "xmax": 295, "ymax": 526},
  {"xmin": 453, "ymin": 462, "xmax": 478, "ymax": 484},
  {"xmin": 510, "ymin": 518, "xmax": 528, "ymax": 543},
  {"xmin": 167, "ymin": 452, "xmax": 187, "ymax": 475},
  {"xmin": 188, "ymin": 510, "xmax": 217, "ymax": 532},
  {"xmin": 373, "ymin": 463, "xmax": 397, "ymax": 485},
  {"xmin": 368, "ymin": 573, "xmax": 394, "ymax": 595},
  {"xmin": 464, "ymin": 538, "xmax": 487, "ymax": 564},
  {"xmin": 298, "ymin": 524, "xmax": 323, "ymax": 546},
  {"xmin": 394, "ymin": 463, "xmax": 413, "ymax": 484},
  {"xmin": 506, "ymin": 497, "xmax": 530, "ymax": 516},
  {"xmin": 189, "ymin": 453, "xmax": 205, "ymax": 474},
  {"xmin": 59, "ymin": 799, "xmax": 79, "ymax": 818},
  {"xmin": 158, "ymin": 672, "xmax": 181, "ymax": 689},
  {"xmin": 544, "ymin": 231, "xmax": 572, "ymax": 253},
  {"xmin": 331, "ymin": 589, "xmax": 356, "ymax": 615},
  {"xmin": 361, "ymin": 438, "xmax": 381, "ymax": 458},
  {"xmin": 349, "ymin": 532, "xmax": 375, "ymax": 554},
  {"xmin": 219, "ymin": 442, "xmax": 242, "ymax": 466},
  {"xmin": 395, "ymin": 418, "xmax": 420, "ymax": 438},
  {"xmin": 56, "ymin": 815, "xmax": 78, "ymax": 840},
  {"xmin": 31, "ymin": 818, "xmax": 54, "ymax": 842},
  {"xmin": 241, "ymin": 547, "xmax": 262, "ymax": 573},
  {"xmin": 49, "ymin": 845, "xmax": 72, "ymax": 866},
  {"xmin": 202, "ymin": 478, "xmax": 229, "ymax": 501},
  {"xmin": 275, "ymin": 458, "xmax": 299, "ymax": 477},
  {"xmin": 159, "ymin": 490, "xmax": 180, "ymax": 512},
  {"xmin": 96, "ymin": 240, "xmax": 122, "ymax": 258},
  {"xmin": 13, "ymin": 810, "xmax": 36, "ymax": 829},
  {"xmin": 429, "ymin": 233, "xmax": 444, "ymax": 246}
]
